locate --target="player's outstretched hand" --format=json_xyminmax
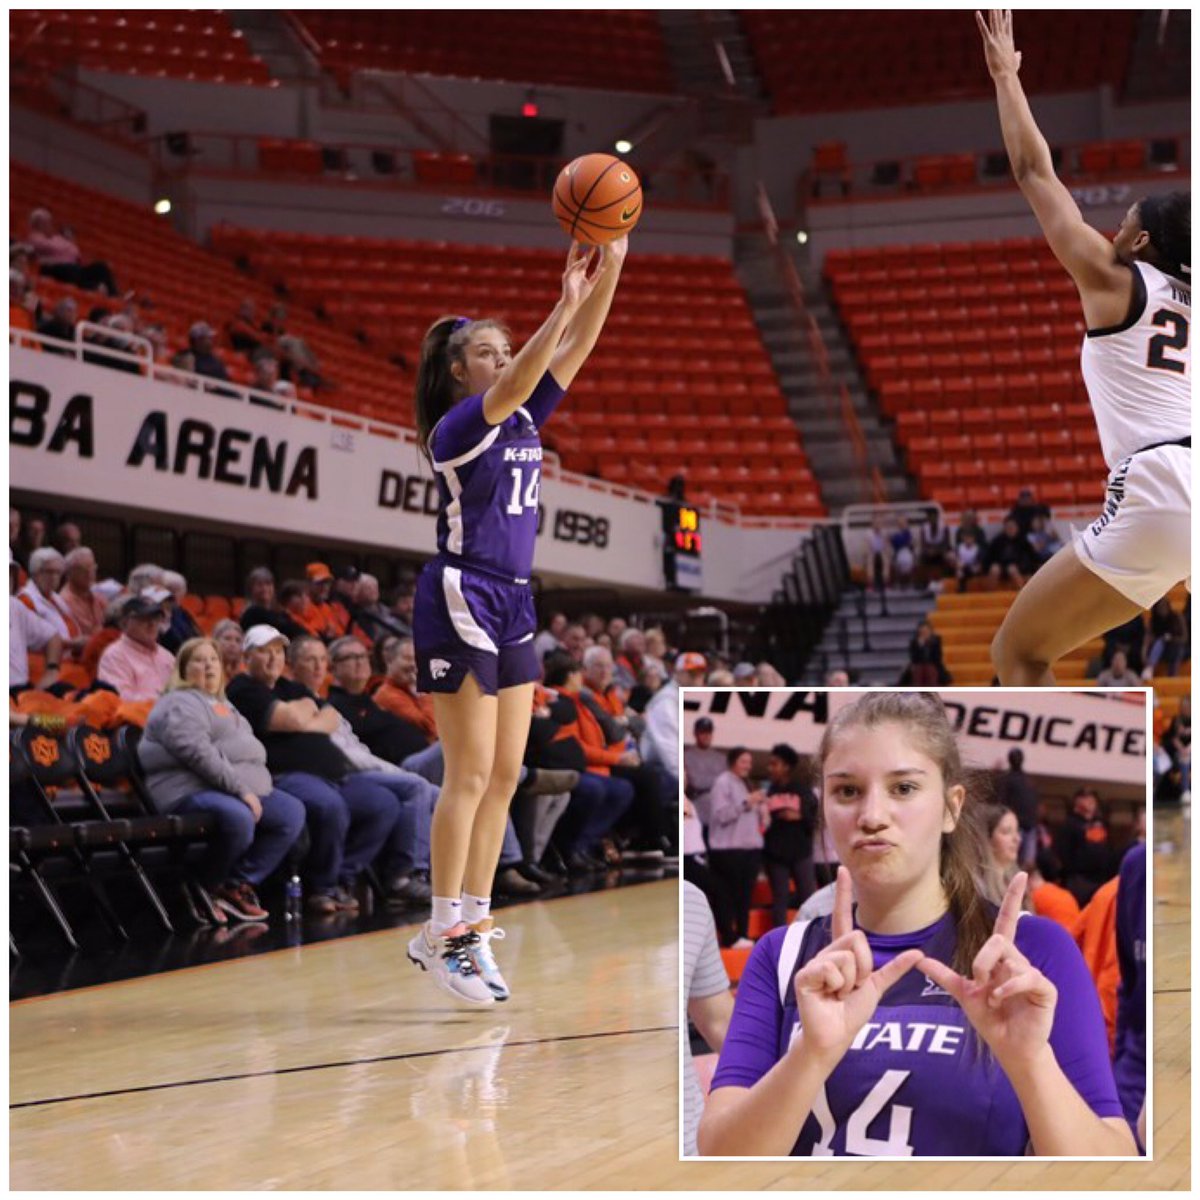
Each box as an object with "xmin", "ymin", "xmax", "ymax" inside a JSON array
[
  {"xmin": 916, "ymin": 871, "xmax": 1056, "ymax": 1070},
  {"xmin": 600, "ymin": 234, "xmax": 629, "ymax": 273},
  {"xmin": 793, "ymin": 866, "xmax": 922, "ymax": 1065},
  {"xmin": 976, "ymin": 9, "xmax": 1022, "ymax": 80},
  {"xmin": 560, "ymin": 241, "xmax": 601, "ymax": 313}
]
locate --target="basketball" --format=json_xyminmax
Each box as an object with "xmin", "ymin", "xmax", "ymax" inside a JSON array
[{"xmin": 552, "ymin": 153, "xmax": 643, "ymax": 243}]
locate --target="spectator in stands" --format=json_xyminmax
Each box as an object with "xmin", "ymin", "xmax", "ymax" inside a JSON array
[
  {"xmin": 985, "ymin": 517, "xmax": 1032, "ymax": 589},
  {"xmin": 226, "ymin": 625, "xmax": 403, "ymax": 915},
  {"xmin": 919, "ymin": 510, "xmax": 955, "ymax": 583},
  {"xmin": 732, "ymin": 662, "xmax": 758, "ymax": 687},
  {"xmin": 187, "ymin": 321, "xmax": 230, "ymax": 383},
  {"xmin": 642, "ymin": 649, "xmax": 707, "ymax": 794},
  {"xmin": 56, "ymin": 546, "xmax": 106, "ymax": 639},
  {"xmin": 756, "ymin": 661, "xmax": 787, "ymax": 686},
  {"xmin": 248, "ymin": 349, "xmax": 286, "ymax": 409},
  {"xmin": 562, "ymin": 622, "xmax": 589, "ymax": 664},
  {"xmin": 1006, "ymin": 486, "xmax": 1051, "ymax": 538},
  {"xmin": 707, "ymin": 668, "xmax": 735, "ymax": 686},
  {"xmin": 141, "ymin": 323, "xmax": 171, "ymax": 368},
  {"xmin": 824, "ymin": 669, "xmax": 851, "ymax": 687},
  {"xmin": 900, "ymin": 619, "xmax": 950, "ymax": 686},
  {"xmin": 629, "ymin": 656, "xmax": 666, "ymax": 712},
  {"xmin": 212, "ymin": 618, "xmax": 246, "ymax": 681},
  {"xmin": 1056, "ymin": 787, "xmax": 1113, "ymax": 906},
  {"xmin": 388, "ymin": 579, "xmax": 416, "ymax": 639},
  {"xmin": 27, "ymin": 207, "xmax": 119, "ymax": 295},
  {"xmin": 984, "ymin": 803, "xmax": 1023, "ymax": 903},
  {"xmin": 156, "ymin": 571, "xmax": 201, "ymax": 653},
  {"xmin": 18, "ymin": 547, "xmax": 81, "ymax": 645},
  {"xmin": 607, "ymin": 616, "xmax": 627, "ymax": 649},
  {"xmin": 96, "ymin": 595, "xmax": 175, "ymax": 702},
  {"xmin": 287, "ymin": 635, "xmax": 437, "ymax": 905},
  {"xmin": 373, "ymin": 636, "xmax": 440, "ymax": 748},
  {"xmin": 684, "ymin": 715, "xmax": 725, "ymax": 830},
  {"xmin": 9, "ymin": 552, "xmax": 63, "ymax": 694},
  {"xmin": 1028, "ymin": 849, "xmax": 1080, "ymax": 931},
  {"xmin": 542, "ymin": 653, "xmax": 635, "ymax": 873},
  {"xmin": 265, "ymin": 303, "xmax": 323, "ymax": 389},
  {"xmin": 353, "ymin": 573, "xmax": 407, "ymax": 644},
  {"xmin": 82, "ymin": 313, "xmax": 142, "ymax": 375},
  {"xmin": 1142, "ymin": 596, "xmax": 1187, "ymax": 679},
  {"xmin": 301, "ymin": 562, "xmax": 345, "ymax": 640},
  {"xmin": 950, "ymin": 524, "xmax": 984, "ymax": 587},
  {"xmin": 866, "ymin": 518, "xmax": 889, "ymax": 591},
  {"xmin": 239, "ymin": 566, "xmax": 306, "ymax": 640},
  {"xmin": 36, "ymin": 296, "xmax": 78, "ymax": 348},
  {"xmin": 707, "ymin": 746, "xmax": 766, "ymax": 947},
  {"xmin": 9, "ymin": 508, "xmax": 21, "ymax": 559},
  {"xmin": 1026, "ymin": 514, "xmax": 1063, "ymax": 570},
  {"xmin": 889, "ymin": 515, "xmax": 917, "ymax": 588},
  {"xmin": 1099, "ymin": 612, "xmax": 1146, "ymax": 677},
  {"xmin": 533, "ymin": 612, "xmax": 568, "ymax": 663},
  {"xmin": 1096, "ymin": 650, "xmax": 1141, "ymax": 688},
  {"xmin": 614, "ymin": 627, "xmax": 646, "ymax": 691},
  {"xmin": 50, "ymin": 522, "xmax": 82, "ymax": 555},
  {"xmin": 138, "ymin": 638, "xmax": 307, "ymax": 922},
  {"xmin": 127, "ymin": 562, "xmax": 166, "ymax": 595},
  {"xmin": 997, "ymin": 747, "xmax": 1039, "ymax": 865},
  {"xmin": 762, "ymin": 742, "xmax": 818, "ymax": 927},
  {"xmin": 955, "ymin": 508, "xmax": 988, "ymax": 556},
  {"xmin": 227, "ymin": 298, "xmax": 267, "ymax": 357},
  {"xmin": 10, "ymin": 267, "xmax": 38, "ymax": 338}
]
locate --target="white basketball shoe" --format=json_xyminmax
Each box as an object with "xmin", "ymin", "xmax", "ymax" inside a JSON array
[
  {"xmin": 406, "ymin": 921, "xmax": 496, "ymax": 1007},
  {"xmin": 466, "ymin": 918, "xmax": 510, "ymax": 1001}
]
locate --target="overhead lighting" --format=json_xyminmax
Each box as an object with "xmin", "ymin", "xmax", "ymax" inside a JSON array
[
  {"xmin": 795, "ymin": 230, "xmax": 809, "ymax": 245},
  {"xmin": 154, "ymin": 198, "xmax": 172, "ymax": 215},
  {"xmin": 614, "ymin": 139, "xmax": 633, "ymax": 154}
]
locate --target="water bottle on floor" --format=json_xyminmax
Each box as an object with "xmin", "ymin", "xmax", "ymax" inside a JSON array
[{"xmin": 284, "ymin": 874, "xmax": 302, "ymax": 922}]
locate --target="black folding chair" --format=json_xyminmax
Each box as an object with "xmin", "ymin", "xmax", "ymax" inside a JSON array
[{"xmin": 11, "ymin": 727, "xmax": 129, "ymax": 946}]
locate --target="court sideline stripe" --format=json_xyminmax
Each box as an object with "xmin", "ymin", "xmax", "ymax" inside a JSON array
[{"xmin": 10, "ymin": 1023, "xmax": 678, "ymax": 1110}]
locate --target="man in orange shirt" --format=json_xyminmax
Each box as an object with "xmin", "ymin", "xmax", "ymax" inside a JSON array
[
  {"xmin": 301, "ymin": 562, "xmax": 345, "ymax": 640},
  {"xmin": 1072, "ymin": 874, "xmax": 1120, "ymax": 1055},
  {"xmin": 1028, "ymin": 849, "xmax": 1081, "ymax": 931}
]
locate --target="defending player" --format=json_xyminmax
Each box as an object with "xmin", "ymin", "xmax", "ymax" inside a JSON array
[
  {"xmin": 697, "ymin": 691, "xmax": 1134, "ymax": 1157},
  {"xmin": 406, "ymin": 237, "xmax": 628, "ymax": 1006},
  {"xmin": 976, "ymin": 10, "xmax": 1190, "ymax": 685}
]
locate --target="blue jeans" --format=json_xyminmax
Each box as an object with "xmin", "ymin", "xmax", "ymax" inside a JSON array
[
  {"xmin": 562, "ymin": 771, "xmax": 635, "ymax": 855},
  {"xmin": 397, "ymin": 745, "xmax": 525, "ymax": 867},
  {"xmin": 175, "ymin": 788, "xmax": 306, "ymax": 889},
  {"xmin": 354, "ymin": 769, "xmax": 435, "ymax": 877}
]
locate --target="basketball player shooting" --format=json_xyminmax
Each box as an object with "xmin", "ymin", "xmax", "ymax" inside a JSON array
[{"xmin": 976, "ymin": 10, "xmax": 1190, "ymax": 686}]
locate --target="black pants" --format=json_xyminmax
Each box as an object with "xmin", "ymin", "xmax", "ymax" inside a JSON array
[
  {"xmin": 683, "ymin": 854, "xmax": 739, "ymax": 947},
  {"xmin": 41, "ymin": 260, "xmax": 119, "ymax": 296},
  {"xmin": 708, "ymin": 848, "xmax": 762, "ymax": 941},
  {"xmin": 612, "ymin": 762, "xmax": 674, "ymax": 849},
  {"xmin": 765, "ymin": 855, "xmax": 817, "ymax": 927}
]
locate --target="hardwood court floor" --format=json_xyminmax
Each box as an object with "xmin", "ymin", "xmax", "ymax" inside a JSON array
[{"xmin": 9, "ymin": 811, "xmax": 1189, "ymax": 1189}]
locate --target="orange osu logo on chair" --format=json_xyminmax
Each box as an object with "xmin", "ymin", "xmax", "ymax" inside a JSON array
[
  {"xmin": 83, "ymin": 734, "xmax": 112, "ymax": 765},
  {"xmin": 29, "ymin": 735, "xmax": 60, "ymax": 768}
]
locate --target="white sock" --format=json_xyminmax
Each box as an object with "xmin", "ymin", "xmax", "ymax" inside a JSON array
[
  {"xmin": 462, "ymin": 891, "xmax": 492, "ymax": 926},
  {"xmin": 430, "ymin": 897, "xmax": 462, "ymax": 934}
]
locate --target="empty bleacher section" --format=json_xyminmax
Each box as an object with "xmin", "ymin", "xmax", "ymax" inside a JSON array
[
  {"xmin": 9, "ymin": 8, "xmax": 273, "ymax": 85},
  {"xmin": 293, "ymin": 10, "xmax": 674, "ymax": 94},
  {"xmin": 743, "ymin": 10, "xmax": 1138, "ymax": 114},
  {"xmin": 208, "ymin": 226, "xmax": 825, "ymax": 518},
  {"xmin": 823, "ymin": 236, "xmax": 1107, "ymax": 511}
]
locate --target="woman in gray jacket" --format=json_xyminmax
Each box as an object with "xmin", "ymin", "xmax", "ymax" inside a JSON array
[
  {"xmin": 139, "ymin": 638, "xmax": 306, "ymax": 922},
  {"xmin": 707, "ymin": 746, "xmax": 767, "ymax": 947}
]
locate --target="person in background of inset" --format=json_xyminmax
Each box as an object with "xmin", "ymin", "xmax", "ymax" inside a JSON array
[
  {"xmin": 1141, "ymin": 596, "xmax": 1188, "ymax": 680},
  {"xmin": 698, "ymin": 690, "xmax": 1132, "ymax": 1157},
  {"xmin": 408, "ymin": 235, "xmax": 628, "ymax": 1006},
  {"xmin": 762, "ymin": 743, "xmax": 818, "ymax": 928},
  {"xmin": 997, "ymin": 747, "xmax": 1040, "ymax": 866},
  {"xmin": 978, "ymin": 10, "xmax": 1190, "ymax": 686},
  {"xmin": 1027, "ymin": 849, "xmax": 1081, "ymax": 931},
  {"xmin": 984, "ymin": 803, "xmax": 1025, "ymax": 906},
  {"xmin": 683, "ymin": 880, "xmax": 735, "ymax": 1157},
  {"xmin": 707, "ymin": 746, "xmax": 767, "ymax": 949},
  {"xmin": 1113, "ymin": 839, "xmax": 1147, "ymax": 1148},
  {"xmin": 1056, "ymin": 786, "xmax": 1114, "ymax": 906},
  {"xmin": 683, "ymin": 795, "xmax": 738, "ymax": 947},
  {"xmin": 684, "ymin": 714, "xmax": 726, "ymax": 831}
]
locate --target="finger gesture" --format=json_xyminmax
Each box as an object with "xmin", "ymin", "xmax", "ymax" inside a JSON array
[
  {"xmin": 976, "ymin": 9, "xmax": 1022, "ymax": 79},
  {"xmin": 793, "ymin": 867, "xmax": 923, "ymax": 1063},
  {"xmin": 560, "ymin": 241, "xmax": 601, "ymax": 313},
  {"xmin": 916, "ymin": 872, "xmax": 1056, "ymax": 1069}
]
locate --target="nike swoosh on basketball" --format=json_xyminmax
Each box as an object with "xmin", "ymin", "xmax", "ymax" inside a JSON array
[{"xmin": 621, "ymin": 206, "xmax": 639, "ymax": 221}]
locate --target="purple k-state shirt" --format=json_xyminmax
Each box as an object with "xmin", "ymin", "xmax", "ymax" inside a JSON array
[
  {"xmin": 429, "ymin": 370, "xmax": 566, "ymax": 582},
  {"xmin": 710, "ymin": 908, "xmax": 1122, "ymax": 1157}
]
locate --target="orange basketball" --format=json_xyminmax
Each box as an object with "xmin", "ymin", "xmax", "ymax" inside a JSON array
[{"xmin": 552, "ymin": 153, "xmax": 643, "ymax": 244}]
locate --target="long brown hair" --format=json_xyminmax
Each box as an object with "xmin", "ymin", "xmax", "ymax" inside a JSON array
[
  {"xmin": 414, "ymin": 315, "xmax": 511, "ymax": 461},
  {"xmin": 816, "ymin": 691, "xmax": 993, "ymax": 978}
]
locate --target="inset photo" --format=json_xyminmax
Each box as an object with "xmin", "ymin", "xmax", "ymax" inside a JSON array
[{"xmin": 682, "ymin": 687, "xmax": 1150, "ymax": 1160}]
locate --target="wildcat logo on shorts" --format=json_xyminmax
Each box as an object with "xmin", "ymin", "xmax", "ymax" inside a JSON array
[{"xmin": 431, "ymin": 658, "xmax": 452, "ymax": 681}]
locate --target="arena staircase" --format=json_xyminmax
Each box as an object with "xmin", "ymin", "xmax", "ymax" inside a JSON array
[{"xmin": 656, "ymin": 9, "xmax": 767, "ymax": 104}]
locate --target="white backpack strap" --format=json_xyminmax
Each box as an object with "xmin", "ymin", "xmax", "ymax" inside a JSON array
[{"xmin": 777, "ymin": 919, "xmax": 814, "ymax": 1006}]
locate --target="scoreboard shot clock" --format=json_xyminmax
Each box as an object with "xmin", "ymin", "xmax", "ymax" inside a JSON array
[{"xmin": 662, "ymin": 500, "xmax": 702, "ymax": 591}]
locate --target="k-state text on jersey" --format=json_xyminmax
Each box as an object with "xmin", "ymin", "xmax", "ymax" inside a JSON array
[{"xmin": 504, "ymin": 446, "xmax": 543, "ymax": 462}]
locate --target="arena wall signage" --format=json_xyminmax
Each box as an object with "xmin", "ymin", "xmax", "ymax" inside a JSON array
[
  {"xmin": 683, "ymin": 689, "xmax": 1148, "ymax": 785},
  {"xmin": 11, "ymin": 350, "xmax": 807, "ymax": 592}
]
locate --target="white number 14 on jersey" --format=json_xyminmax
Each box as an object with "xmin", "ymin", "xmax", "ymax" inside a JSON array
[{"xmin": 506, "ymin": 467, "xmax": 541, "ymax": 515}]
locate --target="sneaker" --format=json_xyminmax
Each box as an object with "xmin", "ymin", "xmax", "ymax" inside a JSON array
[
  {"xmin": 406, "ymin": 921, "xmax": 496, "ymax": 1007},
  {"xmin": 522, "ymin": 768, "xmax": 581, "ymax": 796},
  {"xmin": 495, "ymin": 866, "xmax": 540, "ymax": 896},
  {"xmin": 387, "ymin": 873, "xmax": 434, "ymax": 906},
  {"xmin": 331, "ymin": 885, "xmax": 360, "ymax": 912},
  {"xmin": 466, "ymin": 918, "xmax": 510, "ymax": 1001},
  {"xmin": 192, "ymin": 883, "xmax": 228, "ymax": 926},
  {"xmin": 214, "ymin": 881, "xmax": 269, "ymax": 923},
  {"xmin": 306, "ymin": 891, "xmax": 338, "ymax": 916}
]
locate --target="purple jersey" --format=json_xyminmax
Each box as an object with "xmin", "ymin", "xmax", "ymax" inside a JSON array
[
  {"xmin": 1113, "ymin": 843, "xmax": 1146, "ymax": 1132},
  {"xmin": 429, "ymin": 370, "xmax": 566, "ymax": 582},
  {"xmin": 710, "ymin": 908, "xmax": 1122, "ymax": 1157}
]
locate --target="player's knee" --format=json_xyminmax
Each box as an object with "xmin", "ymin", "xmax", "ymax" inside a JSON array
[{"xmin": 442, "ymin": 763, "xmax": 492, "ymax": 804}]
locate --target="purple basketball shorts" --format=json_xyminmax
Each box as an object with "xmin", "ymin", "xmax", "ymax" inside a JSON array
[{"xmin": 413, "ymin": 557, "xmax": 539, "ymax": 696}]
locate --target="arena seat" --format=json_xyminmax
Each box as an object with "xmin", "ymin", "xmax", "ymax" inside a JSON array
[
  {"xmin": 294, "ymin": 10, "xmax": 673, "ymax": 94},
  {"xmin": 743, "ymin": 11, "xmax": 1137, "ymax": 115},
  {"xmin": 9, "ymin": 9, "xmax": 273, "ymax": 85},
  {"xmin": 209, "ymin": 226, "xmax": 825, "ymax": 517}
]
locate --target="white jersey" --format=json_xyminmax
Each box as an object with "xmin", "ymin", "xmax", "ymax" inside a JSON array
[{"xmin": 1080, "ymin": 260, "xmax": 1190, "ymax": 469}]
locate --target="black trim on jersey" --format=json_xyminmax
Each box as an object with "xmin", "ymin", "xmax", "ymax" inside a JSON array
[
  {"xmin": 1085, "ymin": 263, "xmax": 1148, "ymax": 339},
  {"xmin": 1136, "ymin": 436, "xmax": 1191, "ymax": 455}
]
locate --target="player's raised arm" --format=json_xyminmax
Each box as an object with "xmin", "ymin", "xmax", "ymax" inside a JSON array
[
  {"xmin": 481, "ymin": 241, "xmax": 600, "ymax": 424},
  {"xmin": 976, "ymin": 10, "xmax": 1130, "ymax": 316},
  {"xmin": 550, "ymin": 234, "xmax": 628, "ymax": 388}
]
